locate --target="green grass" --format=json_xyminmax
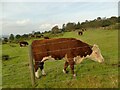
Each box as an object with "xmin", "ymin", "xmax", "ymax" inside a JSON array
[{"xmin": 2, "ymin": 29, "xmax": 118, "ymax": 88}]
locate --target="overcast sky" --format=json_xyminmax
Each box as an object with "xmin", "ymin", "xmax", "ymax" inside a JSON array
[{"xmin": 1, "ymin": 0, "xmax": 119, "ymax": 35}]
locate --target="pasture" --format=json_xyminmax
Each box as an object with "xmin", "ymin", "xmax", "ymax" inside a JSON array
[{"xmin": 2, "ymin": 29, "xmax": 118, "ymax": 88}]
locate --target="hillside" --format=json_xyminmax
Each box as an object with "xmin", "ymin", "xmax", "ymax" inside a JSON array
[{"xmin": 2, "ymin": 29, "xmax": 118, "ymax": 88}]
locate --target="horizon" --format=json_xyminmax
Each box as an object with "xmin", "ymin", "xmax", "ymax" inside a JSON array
[
  {"xmin": 1, "ymin": 2, "xmax": 118, "ymax": 35},
  {"xmin": 1, "ymin": 15, "xmax": 118, "ymax": 36}
]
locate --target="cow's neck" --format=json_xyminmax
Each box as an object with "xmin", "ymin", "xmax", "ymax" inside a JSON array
[{"xmin": 74, "ymin": 45, "xmax": 93, "ymax": 64}]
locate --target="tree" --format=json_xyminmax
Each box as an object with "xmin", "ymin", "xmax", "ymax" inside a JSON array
[
  {"xmin": 22, "ymin": 34, "xmax": 29, "ymax": 39},
  {"xmin": 118, "ymin": 16, "xmax": 120, "ymax": 23},
  {"xmin": 97, "ymin": 17, "xmax": 102, "ymax": 21},
  {"xmin": 75, "ymin": 22, "xmax": 81, "ymax": 29},
  {"xmin": 9, "ymin": 34, "xmax": 14, "ymax": 41},
  {"xmin": 51, "ymin": 25, "xmax": 61, "ymax": 34},
  {"xmin": 34, "ymin": 31, "xmax": 41, "ymax": 35},
  {"xmin": 15, "ymin": 34, "xmax": 21, "ymax": 40},
  {"xmin": 65, "ymin": 22, "xmax": 76, "ymax": 32},
  {"xmin": 109, "ymin": 16, "xmax": 118, "ymax": 24},
  {"xmin": 61, "ymin": 24, "xmax": 65, "ymax": 32},
  {"xmin": 101, "ymin": 20, "xmax": 111, "ymax": 27}
]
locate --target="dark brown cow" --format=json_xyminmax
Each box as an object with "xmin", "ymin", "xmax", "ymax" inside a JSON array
[
  {"xmin": 19, "ymin": 41, "xmax": 29, "ymax": 47},
  {"xmin": 44, "ymin": 37, "xmax": 49, "ymax": 39},
  {"xmin": 31, "ymin": 38, "xmax": 104, "ymax": 78},
  {"xmin": 78, "ymin": 31, "xmax": 83, "ymax": 35}
]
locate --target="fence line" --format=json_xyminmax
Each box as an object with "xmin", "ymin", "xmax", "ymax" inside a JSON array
[
  {"xmin": 32, "ymin": 39, "xmax": 78, "ymax": 47},
  {"xmin": 31, "ymin": 39, "xmax": 92, "ymax": 48},
  {"xmin": 28, "ymin": 45, "xmax": 35, "ymax": 87},
  {"xmin": 33, "ymin": 45, "xmax": 90, "ymax": 55},
  {"xmin": 2, "ymin": 45, "xmax": 91, "ymax": 58}
]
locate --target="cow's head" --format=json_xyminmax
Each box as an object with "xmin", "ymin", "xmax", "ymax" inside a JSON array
[{"xmin": 87, "ymin": 44, "xmax": 104, "ymax": 63}]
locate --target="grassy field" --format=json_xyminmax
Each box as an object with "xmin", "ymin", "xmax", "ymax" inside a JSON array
[{"xmin": 2, "ymin": 29, "xmax": 118, "ymax": 88}]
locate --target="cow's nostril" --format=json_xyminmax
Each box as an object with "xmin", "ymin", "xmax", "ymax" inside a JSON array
[
  {"xmin": 102, "ymin": 59, "xmax": 104, "ymax": 62},
  {"xmin": 100, "ymin": 60, "xmax": 104, "ymax": 64}
]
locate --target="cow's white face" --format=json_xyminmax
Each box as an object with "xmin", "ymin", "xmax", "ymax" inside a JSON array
[{"xmin": 87, "ymin": 44, "xmax": 104, "ymax": 63}]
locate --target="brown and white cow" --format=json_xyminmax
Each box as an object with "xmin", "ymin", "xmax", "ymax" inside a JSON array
[{"xmin": 31, "ymin": 38, "xmax": 104, "ymax": 78}]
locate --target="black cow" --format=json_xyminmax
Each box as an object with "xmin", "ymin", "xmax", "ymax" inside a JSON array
[
  {"xmin": 19, "ymin": 41, "xmax": 29, "ymax": 47},
  {"xmin": 78, "ymin": 31, "xmax": 83, "ymax": 35}
]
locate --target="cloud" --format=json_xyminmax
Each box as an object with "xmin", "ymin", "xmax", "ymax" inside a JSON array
[
  {"xmin": 2, "ymin": 19, "xmax": 34, "ymax": 35},
  {"xmin": 16, "ymin": 19, "xmax": 31, "ymax": 26},
  {"xmin": 1, "ymin": 2, "xmax": 118, "ymax": 35},
  {"xmin": 39, "ymin": 23, "xmax": 62, "ymax": 31},
  {"xmin": 40, "ymin": 24, "xmax": 52, "ymax": 29},
  {"xmin": 1, "ymin": 0, "xmax": 119, "ymax": 2}
]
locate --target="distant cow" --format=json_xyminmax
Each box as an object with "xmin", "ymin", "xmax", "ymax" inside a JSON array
[
  {"xmin": 19, "ymin": 41, "xmax": 29, "ymax": 47},
  {"xmin": 81, "ymin": 28, "xmax": 86, "ymax": 31},
  {"xmin": 44, "ymin": 37, "xmax": 49, "ymax": 39},
  {"xmin": 78, "ymin": 31, "xmax": 83, "ymax": 35},
  {"xmin": 36, "ymin": 35, "xmax": 41, "ymax": 38},
  {"xmin": 31, "ymin": 38, "xmax": 104, "ymax": 78}
]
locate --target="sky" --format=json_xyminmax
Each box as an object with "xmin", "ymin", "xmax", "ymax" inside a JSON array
[{"xmin": 0, "ymin": 0, "xmax": 119, "ymax": 35}]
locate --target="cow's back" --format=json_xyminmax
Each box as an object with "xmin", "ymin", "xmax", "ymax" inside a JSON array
[{"xmin": 31, "ymin": 38, "xmax": 92, "ymax": 61}]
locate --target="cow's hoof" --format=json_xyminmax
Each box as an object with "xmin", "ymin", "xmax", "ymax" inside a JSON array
[
  {"xmin": 35, "ymin": 75, "xmax": 40, "ymax": 79},
  {"xmin": 35, "ymin": 72, "xmax": 40, "ymax": 79},
  {"xmin": 73, "ymin": 74, "xmax": 76, "ymax": 79},
  {"xmin": 42, "ymin": 73, "xmax": 46, "ymax": 76},
  {"xmin": 36, "ymin": 77, "xmax": 40, "ymax": 79},
  {"xmin": 42, "ymin": 69, "xmax": 46, "ymax": 76},
  {"xmin": 63, "ymin": 69, "xmax": 68, "ymax": 74},
  {"xmin": 63, "ymin": 69, "xmax": 66, "ymax": 73}
]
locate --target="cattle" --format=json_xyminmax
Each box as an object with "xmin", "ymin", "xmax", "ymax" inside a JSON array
[
  {"xmin": 44, "ymin": 37, "xmax": 49, "ymax": 39},
  {"xmin": 19, "ymin": 41, "xmax": 29, "ymax": 47},
  {"xmin": 31, "ymin": 38, "xmax": 104, "ymax": 78},
  {"xmin": 78, "ymin": 31, "xmax": 83, "ymax": 35},
  {"xmin": 81, "ymin": 28, "xmax": 86, "ymax": 31},
  {"xmin": 36, "ymin": 35, "xmax": 41, "ymax": 38}
]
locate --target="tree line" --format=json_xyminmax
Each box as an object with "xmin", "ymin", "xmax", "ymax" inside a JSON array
[
  {"xmin": 1, "ymin": 16, "xmax": 120, "ymax": 44},
  {"xmin": 51, "ymin": 16, "xmax": 119, "ymax": 34}
]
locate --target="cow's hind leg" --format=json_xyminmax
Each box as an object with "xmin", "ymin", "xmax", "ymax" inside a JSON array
[
  {"xmin": 63, "ymin": 61, "xmax": 69, "ymax": 73},
  {"xmin": 39, "ymin": 62, "xmax": 46, "ymax": 76}
]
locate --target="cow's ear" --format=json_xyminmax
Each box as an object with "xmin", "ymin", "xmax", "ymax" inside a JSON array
[{"xmin": 92, "ymin": 44, "xmax": 98, "ymax": 51}]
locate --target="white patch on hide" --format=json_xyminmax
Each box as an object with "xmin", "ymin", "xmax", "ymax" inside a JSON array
[
  {"xmin": 41, "ymin": 56, "xmax": 55, "ymax": 62},
  {"xmin": 41, "ymin": 69, "xmax": 46, "ymax": 76},
  {"xmin": 73, "ymin": 74, "xmax": 76, "ymax": 77},
  {"xmin": 63, "ymin": 69, "xmax": 66, "ymax": 73},
  {"xmin": 63, "ymin": 54, "xmax": 69, "ymax": 62},
  {"xmin": 74, "ymin": 56, "xmax": 84, "ymax": 64},
  {"xmin": 35, "ymin": 69, "xmax": 40, "ymax": 78}
]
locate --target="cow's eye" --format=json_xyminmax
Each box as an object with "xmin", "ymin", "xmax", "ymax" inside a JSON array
[{"xmin": 95, "ymin": 52, "xmax": 97, "ymax": 54}]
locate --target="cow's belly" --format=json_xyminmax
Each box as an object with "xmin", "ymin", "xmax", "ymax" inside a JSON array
[
  {"xmin": 41, "ymin": 54, "xmax": 85, "ymax": 64},
  {"xmin": 41, "ymin": 56, "xmax": 56, "ymax": 62},
  {"xmin": 41, "ymin": 53, "xmax": 66, "ymax": 62}
]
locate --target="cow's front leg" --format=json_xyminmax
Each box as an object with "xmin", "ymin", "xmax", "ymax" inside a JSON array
[
  {"xmin": 63, "ymin": 61, "xmax": 69, "ymax": 73},
  {"xmin": 39, "ymin": 62, "xmax": 46, "ymax": 76},
  {"xmin": 34, "ymin": 62, "xmax": 40, "ymax": 78},
  {"xmin": 69, "ymin": 60, "xmax": 76, "ymax": 78}
]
